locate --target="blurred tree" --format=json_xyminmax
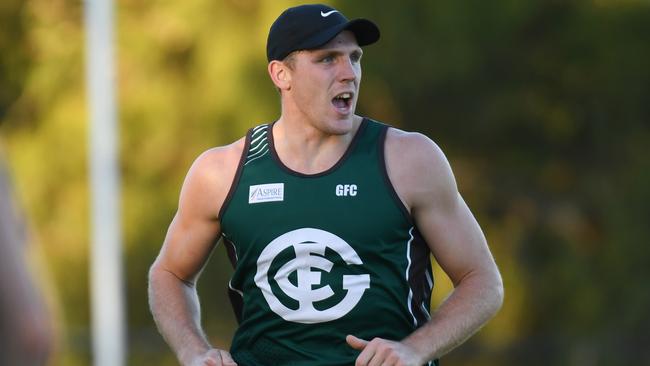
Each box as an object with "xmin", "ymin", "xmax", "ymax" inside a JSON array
[{"xmin": 0, "ymin": 0, "xmax": 30, "ymax": 120}]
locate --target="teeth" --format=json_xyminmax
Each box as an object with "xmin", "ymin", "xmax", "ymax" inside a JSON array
[{"xmin": 336, "ymin": 93, "xmax": 351, "ymax": 99}]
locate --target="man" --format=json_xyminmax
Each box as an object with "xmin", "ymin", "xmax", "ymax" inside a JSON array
[{"xmin": 149, "ymin": 4, "xmax": 503, "ymax": 366}]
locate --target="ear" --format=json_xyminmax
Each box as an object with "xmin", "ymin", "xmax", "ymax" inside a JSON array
[{"xmin": 268, "ymin": 60, "xmax": 292, "ymax": 91}]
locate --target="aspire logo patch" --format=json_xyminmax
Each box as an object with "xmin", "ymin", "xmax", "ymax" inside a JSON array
[
  {"xmin": 249, "ymin": 183, "xmax": 284, "ymax": 204},
  {"xmin": 254, "ymin": 228, "xmax": 370, "ymax": 324}
]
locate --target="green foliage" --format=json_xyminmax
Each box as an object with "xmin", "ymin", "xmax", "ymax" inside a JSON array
[
  {"xmin": 1, "ymin": 0, "xmax": 649, "ymax": 365},
  {"xmin": 0, "ymin": 0, "xmax": 30, "ymax": 120}
]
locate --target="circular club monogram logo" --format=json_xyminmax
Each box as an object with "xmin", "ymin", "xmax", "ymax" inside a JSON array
[{"xmin": 254, "ymin": 228, "xmax": 370, "ymax": 324}]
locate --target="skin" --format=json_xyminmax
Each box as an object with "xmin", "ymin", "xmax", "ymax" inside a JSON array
[
  {"xmin": 148, "ymin": 30, "xmax": 503, "ymax": 366},
  {"xmin": 0, "ymin": 156, "xmax": 53, "ymax": 366},
  {"xmin": 268, "ymin": 31, "xmax": 365, "ymax": 173}
]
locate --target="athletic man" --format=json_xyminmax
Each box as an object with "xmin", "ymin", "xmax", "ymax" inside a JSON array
[{"xmin": 149, "ymin": 4, "xmax": 503, "ymax": 366}]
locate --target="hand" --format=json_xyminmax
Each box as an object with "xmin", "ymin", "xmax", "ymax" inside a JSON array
[
  {"xmin": 188, "ymin": 348, "xmax": 237, "ymax": 366},
  {"xmin": 346, "ymin": 335, "xmax": 423, "ymax": 366}
]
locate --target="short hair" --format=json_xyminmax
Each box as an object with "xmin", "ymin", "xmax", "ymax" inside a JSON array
[{"xmin": 282, "ymin": 51, "xmax": 298, "ymax": 70}]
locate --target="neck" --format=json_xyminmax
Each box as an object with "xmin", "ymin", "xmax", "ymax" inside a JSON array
[{"xmin": 272, "ymin": 114, "xmax": 363, "ymax": 175}]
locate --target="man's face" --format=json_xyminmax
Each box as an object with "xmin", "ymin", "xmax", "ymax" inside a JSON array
[{"xmin": 284, "ymin": 31, "xmax": 363, "ymax": 134}]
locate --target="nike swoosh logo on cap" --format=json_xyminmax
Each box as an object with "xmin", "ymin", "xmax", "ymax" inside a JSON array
[{"xmin": 321, "ymin": 10, "xmax": 339, "ymax": 17}]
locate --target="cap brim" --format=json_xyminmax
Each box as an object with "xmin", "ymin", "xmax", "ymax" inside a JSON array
[{"xmin": 344, "ymin": 19, "xmax": 380, "ymax": 47}]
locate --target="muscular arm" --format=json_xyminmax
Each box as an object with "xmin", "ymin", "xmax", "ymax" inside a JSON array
[
  {"xmin": 148, "ymin": 141, "xmax": 243, "ymax": 366},
  {"xmin": 398, "ymin": 131, "xmax": 503, "ymax": 362},
  {"xmin": 348, "ymin": 130, "xmax": 503, "ymax": 365}
]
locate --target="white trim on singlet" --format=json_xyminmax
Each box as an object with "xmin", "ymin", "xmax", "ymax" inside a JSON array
[
  {"xmin": 223, "ymin": 232, "xmax": 239, "ymax": 263},
  {"xmin": 426, "ymin": 269, "xmax": 433, "ymax": 289},
  {"xmin": 224, "ymin": 234, "xmax": 243, "ymax": 295},
  {"xmin": 245, "ymin": 148, "xmax": 269, "ymax": 166},
  {"xmin": 250, "ymin": 126, "xmax": 268, "ymax": 144},
  {"xmin": 228, "ymin": 280, "xmax": 243, "ymax": 296},
  {"xmin": 421, "ymin": 301, "xmax": 431, "ymax": 321},
  {"xmin": 423, "ymin": 266, "xmax": 433, "ymax": 321},
  {"xmin": 405, "ymin": 227, "xmax": 417, "ymax": 327},
  {"xmin": 248, "ymin": 141, "xmax": 269, "ymax": 156},
  {"xmin": 245, "ymin": 125, "xmax": 270, "ymax": 165}
]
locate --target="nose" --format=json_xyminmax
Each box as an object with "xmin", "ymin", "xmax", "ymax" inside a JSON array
[{"xmin": 337, "ymin": 57, "xmax": 358, "ymax": 83}]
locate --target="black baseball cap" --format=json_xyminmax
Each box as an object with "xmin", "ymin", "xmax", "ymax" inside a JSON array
[{"xmin": 266, "ymin": 4, "xmax": 380, "ymax": 62}]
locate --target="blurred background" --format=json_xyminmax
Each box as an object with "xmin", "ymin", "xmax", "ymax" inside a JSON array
[{"xmin": 1, "ymin": 0, "xmax": 649, "ymax": 365}]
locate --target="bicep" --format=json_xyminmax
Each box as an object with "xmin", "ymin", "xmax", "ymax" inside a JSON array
[
  {"xmin": 152, "ymin": 152, "xmax": 226, "ymax": 283},
  {"xmin": 414, "ymin": 192, "xmax": 494, "ymax": 287},
  {"xmin": 155, "ymin": 210, "xmax": 221, "ymax": 284},
  {"xmin": 392, "ymin": 132, "xmax": 496, "ymax": 286}
]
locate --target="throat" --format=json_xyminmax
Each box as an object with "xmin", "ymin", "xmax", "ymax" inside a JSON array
[
  {"xmin": 271, "ymin": 119, "xmax": 362, "ymax": 175},
  {"xmin": 279, "ymin": 139, "xmax": 347, "ymax": 174}
]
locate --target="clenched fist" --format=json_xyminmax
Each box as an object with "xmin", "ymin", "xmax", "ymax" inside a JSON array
[
  {"xmin": 346, "ymin": 335, "xmax": 424, "ymax": 366},
  {"xmin": 189, "ymin": 349, "xmax": 237, "ymax": 366}
]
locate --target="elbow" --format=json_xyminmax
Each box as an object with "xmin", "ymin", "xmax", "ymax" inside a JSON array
[
  {"xmin": 489, "ymin": 272, "xmax": 505, "ymax": 316},
  {"xmin": 148, "ymin": 261, "xmax": 195, "ymax": 291},
  {"xmin": 148, "ymin": 260, "xmax": 173, "ymax": 288},
  {"xmin": 147, "ymin": 262, "xmax": 159, "ymax": 291},
  {"xmin": 148, "ymin": 261, "xmax": 161, "ymax": 284},
  {"xmin": 147, "ymin": 262, "xmax": 165, "ymax": 300}
]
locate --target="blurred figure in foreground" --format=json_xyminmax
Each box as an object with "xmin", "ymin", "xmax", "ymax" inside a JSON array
[{"xmin": 0, "ymin": 146, "xmax": 52, "ymax": 365}]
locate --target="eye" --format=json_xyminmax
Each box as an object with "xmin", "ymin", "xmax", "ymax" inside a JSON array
[
  {"xmin": 351, "ymin": 51, "xmax": 363, "ymax": 63},
  {"xmin": 320, "ymin": 55, "xmax": 335, "ymax": 63}
]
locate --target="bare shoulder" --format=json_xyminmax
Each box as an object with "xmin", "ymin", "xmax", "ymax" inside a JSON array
[
  {"xmin": 191, "ymin": 138, "xmax": 246, "ymax": 179},
  {"xmin": 178, "ymin": 137, "xmax": 246, "ymax": 220},
  {"xmin": 384, "ymin": 128, "xmax": 448, "ymax": 167},
  {"xmin": 384, "ymin": 127, "xmax": 458, "ymax": 213}
]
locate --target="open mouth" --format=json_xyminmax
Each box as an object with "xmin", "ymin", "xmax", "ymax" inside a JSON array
[{"xmin": 332, "ymin": 92, "xmax": 353, "ymax": 112}]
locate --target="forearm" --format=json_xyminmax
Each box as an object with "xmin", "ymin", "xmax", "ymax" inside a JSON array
[
  {"xmin": 148, "ymin": 266, "xmax": 212, "ymax": 365},
  {"xmin": 402, "ymin": 271, "xmax": 504, "ymax": 363}
]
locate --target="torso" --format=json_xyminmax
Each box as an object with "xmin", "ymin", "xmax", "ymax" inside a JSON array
[{"xmin": 216, "ymin": 119, "xmax": 434, "ymax": 366}]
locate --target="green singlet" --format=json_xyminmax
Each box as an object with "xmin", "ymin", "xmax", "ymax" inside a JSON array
[{"xmin": 219, "ymin": 118, "xmax": 437, "ymax": 366}]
